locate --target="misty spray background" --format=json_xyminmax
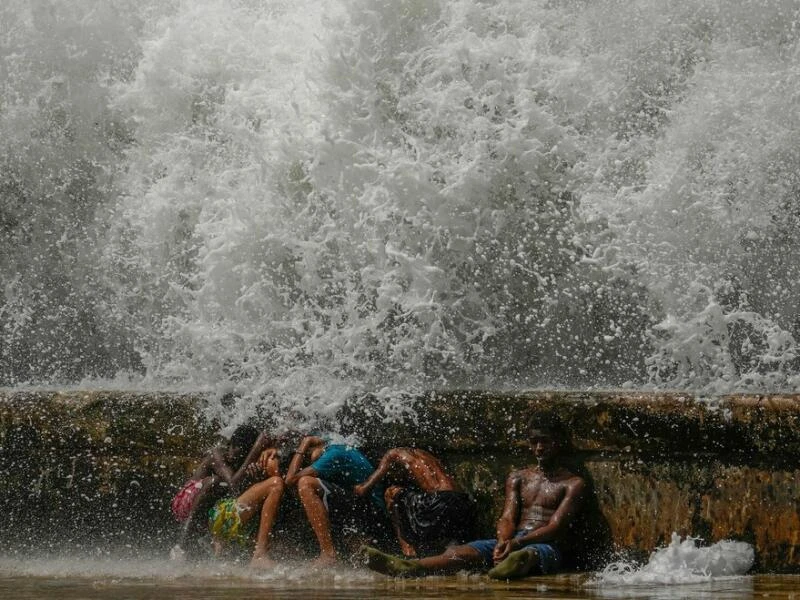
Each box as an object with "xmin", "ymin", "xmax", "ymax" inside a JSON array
[{"xmin": 2, "ymin": 0, "xmax": 800, "ymax": 423}]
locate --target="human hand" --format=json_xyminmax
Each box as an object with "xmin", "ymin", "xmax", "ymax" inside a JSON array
[
  {"xmin": 492, "ymin": 539, "xmax": 513, "ymax": 564},
  {"xmin": 258, "ymin": 448, "xmax": 279, "ymax": 477},
  {"xmin": 353, "ymin": 484, "xmax": 367, "ymax": 497},
  {"xmin": 300, "ymin": 435, "xmax": 318, "ymax": 451},
  {"xmin": 245, "ymin": 461, "xmax": 261, "ymax": 478}
]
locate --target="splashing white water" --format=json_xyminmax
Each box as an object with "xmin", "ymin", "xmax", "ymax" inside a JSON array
[
  {"xmin": 0, "ymin": 555, "xmax": 379, "ymax": 584},
  {"xmin": 592, "ymin": 533, "xmax": 754, "ymax": 586},
  {"xmin": 3, "ymin": 0, "xmax": 800, "ymax": 420}
]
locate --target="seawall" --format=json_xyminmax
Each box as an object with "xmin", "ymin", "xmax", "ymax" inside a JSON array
[{"xmin": 0, "ymin": 390, "xmax": 797, "ymax": 572}]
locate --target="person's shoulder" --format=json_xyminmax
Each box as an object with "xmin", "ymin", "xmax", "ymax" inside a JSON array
[
  {"xmin": 391, "ymin": 447, "xmax": 417, "ymax": 457},
  {"xmin": 560, "ymin": 469, "xmax": 586, "ymax": 490},
  {"xmin": 506, "ymin": 467, "xmax": 533, "ymax": 481}
]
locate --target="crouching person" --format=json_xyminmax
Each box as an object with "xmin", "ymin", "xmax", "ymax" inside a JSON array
[
  {"xmin": 284, "ymin": 435, "xmax": 386, "ymax": 566},
  {"xmin": 171, "ymin": 425, "xmax": 271, "ymax": 560},
  {"xmin": 355, "ymin": 447, "xmax": 475, "ymax": 557},
  {"xmin": 208, "ymin": 444, "xmax": 286, "ymax": 567}
]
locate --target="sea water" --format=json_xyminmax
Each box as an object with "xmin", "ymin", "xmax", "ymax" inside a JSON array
[
  {"xmin": 592, "ymin": 534, "xmax": 756, "ymax": 585},
  {"xmin": 1, "ymin": 3, "xmax": 796, "ymax": 593},
  {"xmin": 0, "ymin": 542, "xmax": 795, "ymax": 600},
  {"xmin": 3, "ymin": 1, "xmax": 800, "ymax": 425}
]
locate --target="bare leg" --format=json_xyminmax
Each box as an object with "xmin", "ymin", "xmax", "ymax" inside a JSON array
[
  {"xmin": 241, "ymin": 476, "xmax": 285, "ymax": 568},
  {"xmin": 207, "ymin": 476, "xmax": 284, "ymax": 564},
  {"xmin": 385, "ymin": 485, "xmax": 416, "ymax": 557},
  {"xmin": 297, "ymin": 475, "xmax": 337, "ymax": 565},
  {"xmin": 363, "ymin": 544, "xmax": 483, "ymax": 577}
]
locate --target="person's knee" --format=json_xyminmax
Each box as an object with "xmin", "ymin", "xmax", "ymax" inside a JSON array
[
  {"xmin": 266, "ymin": 475, "xmax": 285, "ymax": 492},
  {"xmin": 297, "ymin": 475, "xmax": 321, "ymax": 498}
]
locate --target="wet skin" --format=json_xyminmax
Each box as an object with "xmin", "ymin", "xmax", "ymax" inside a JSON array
[
  {"xmin": 363, "ymin": 430, "xmax": 586, "ymax": 578},
  {"xmin": 354, "ymin": 447, "xmax": 460, "ymax": 556},
  {"xmin": 354, "ymin": 448, "xmax": 458, "ymax": 497},
  {"xmin": 492, "ymin": 432, "xmax": 585, "ymax": 565}
]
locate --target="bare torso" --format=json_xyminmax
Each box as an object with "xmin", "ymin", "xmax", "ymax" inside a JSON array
[
  {"xmin": 514, "ymin": 466, "xmax": 582, "ymax": 532},
  {"xmin": 393, "ymin": 448, "xmax": 458, "ymax": 493}
]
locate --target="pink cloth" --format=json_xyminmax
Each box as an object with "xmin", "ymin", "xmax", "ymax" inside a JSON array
[{"xmin": 171, "ymin": 479, "xmax": 204, "ymax": 522}]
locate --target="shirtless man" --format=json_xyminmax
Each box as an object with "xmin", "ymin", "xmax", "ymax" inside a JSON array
[
  {"xmin": 363, "ymin": 417, "xmax": 585, "ymax": 579},
  {"xmin": 355, "ymin": 448, "xmax": 475, "ymax": 557}
]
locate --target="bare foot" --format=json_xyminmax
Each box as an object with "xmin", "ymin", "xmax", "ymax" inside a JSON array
[
  {"xmin": 249, "ymin": 554, "xmax": 276, "ymax": 569},
  {"xmin": 310, "ymin": 554, "xmax": 337, "ymax": 568}
]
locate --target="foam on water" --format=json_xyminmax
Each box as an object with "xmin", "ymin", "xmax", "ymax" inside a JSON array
[
  {"xmin": 0, "ymin": 555, "xmax": 379, "ymax": 585},
  {"xmin": 590, "ymin": 533, "xmax": 755, "ymax": 586}
]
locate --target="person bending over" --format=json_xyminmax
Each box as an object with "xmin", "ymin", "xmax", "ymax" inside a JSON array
[
  {"xmin": 355, "ymin": 447, "xmax": 475, "ymax": 557},
  {"xmin": 363, "ymin": 416, "xmax": 585, "ymax": 579},
  {"xmin": 171, "ymin": 424, "xmax": 272, "ymax": 560},
  {"xmin": 283, "ymin": 435, "xmax": 386, "ymax": 566},
  {"xmin": 207, "ymin": 442, "xmax": 286, "ymax": 566}
]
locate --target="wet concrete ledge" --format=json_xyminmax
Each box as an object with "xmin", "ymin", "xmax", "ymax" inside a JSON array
[{"xmin": 0, "ymin": 390, "xmax": 798, "ymax": 572}]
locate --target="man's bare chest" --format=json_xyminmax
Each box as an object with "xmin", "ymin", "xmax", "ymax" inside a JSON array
[{"xmin": 519, "ymin": 475, "xmax": 566, "ymax": 509}]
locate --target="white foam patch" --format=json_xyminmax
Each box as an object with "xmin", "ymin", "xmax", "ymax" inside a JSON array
[{"xmin": 590, "ymin": 533, "xmax": 754, "ymax": 586}]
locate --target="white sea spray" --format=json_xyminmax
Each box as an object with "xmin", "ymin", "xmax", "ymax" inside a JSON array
[
  {"xmin": 2, "ymin": 0, "xmax": 800, "ymax": 423},
  {"xmin": 591, "ymin": 533, "xmax": 755, "ymax": 585}
]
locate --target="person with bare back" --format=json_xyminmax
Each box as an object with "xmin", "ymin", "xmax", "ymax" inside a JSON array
[
  {"xmin": 354, "ymin": 448, "xmax": 475, "ymax": 557},
  {"xmin": 362, "ymin": 416, "xmax": 585, "ymax": 579}
]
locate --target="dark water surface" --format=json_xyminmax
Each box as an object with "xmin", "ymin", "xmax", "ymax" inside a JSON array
[{"xmin": 0, "ymin": 559, "xmax": 797, "ymax": 600}]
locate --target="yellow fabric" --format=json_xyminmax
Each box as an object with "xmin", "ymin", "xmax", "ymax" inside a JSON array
[{"xmin": 208, "ymin": 498, "xmax": 253, "ymax": 545}]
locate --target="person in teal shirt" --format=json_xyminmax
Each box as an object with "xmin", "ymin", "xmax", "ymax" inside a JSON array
[{"xmin": 282, "ymin": 435, "xmax": 386, "ymax": 565}]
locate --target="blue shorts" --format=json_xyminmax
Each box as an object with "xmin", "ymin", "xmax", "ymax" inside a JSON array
[{"xmin": 467, "ymin": 530, "xmax": 562, "ymax": 574}]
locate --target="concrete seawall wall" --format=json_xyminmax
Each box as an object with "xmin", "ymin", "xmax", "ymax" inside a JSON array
[{"xmin": 0, "ymin": 390, "xmax": 798, "ymax": 572}]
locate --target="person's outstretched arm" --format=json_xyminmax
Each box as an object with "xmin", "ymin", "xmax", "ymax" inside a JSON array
[{"xmin": 354, "ymin": 448, "xmax": 402, "ymax": 496}]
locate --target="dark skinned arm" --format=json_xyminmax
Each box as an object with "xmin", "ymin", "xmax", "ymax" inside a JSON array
[
  {"xmin": 284, "ymin": 435, "xmax": 324, "ymax": 487},
  {"xmin": 189, "ymin": 452, "xmax": 216, "ymax": 480},
  {"xmin": 492, "ymin": 471, "xmax": 522, "ymax": 563},
  {"xmin": 510, "ymin": 478, "xmax": 586, "ymax": 549},
  {"xmin": 354, "ymin": 448, "xmax": 402, "ymax": 497}
]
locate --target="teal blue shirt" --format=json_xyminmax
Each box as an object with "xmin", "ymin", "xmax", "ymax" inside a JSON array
[{"xmin": 310, "ymin": 444, "xmax": 385, "ymax": 511}]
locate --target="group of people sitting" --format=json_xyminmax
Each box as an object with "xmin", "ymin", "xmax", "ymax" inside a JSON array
[{"xmin": 169, "ymin": 415, "xmax": 586, "ymax": 580}]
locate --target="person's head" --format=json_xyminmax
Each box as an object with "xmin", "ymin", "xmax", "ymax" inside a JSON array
[
  {"xmin": 526, "ymin": 414, "xmax": 569, "ymax": 467},
  {"xmin": 226, "ymin": 424, "xmax": 261, "ymax": 465}
]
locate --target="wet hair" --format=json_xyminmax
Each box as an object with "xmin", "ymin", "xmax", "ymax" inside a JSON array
[
  {"xmin": 228, "ymin": 424, "xmax": 260, "ymax": 453},
  {"xmin": 526, "ymin": 413, "xmax": 569, "ymax": 441}
]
